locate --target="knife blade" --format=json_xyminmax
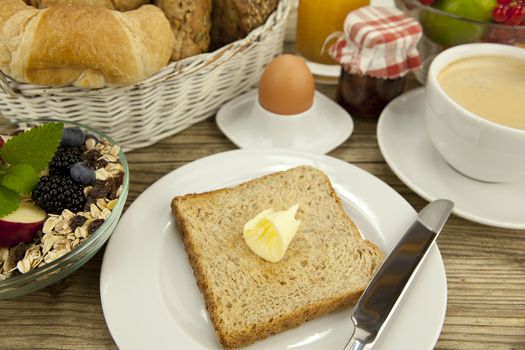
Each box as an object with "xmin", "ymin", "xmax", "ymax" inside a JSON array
[{"xmin": 344, "ymin": 199, "xmax": 454, "ymax": 350}]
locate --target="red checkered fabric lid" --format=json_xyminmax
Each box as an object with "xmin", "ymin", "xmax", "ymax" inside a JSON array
[{"xmin": 328, "ymin": 6, "xmax": 422, "ymax": 79}]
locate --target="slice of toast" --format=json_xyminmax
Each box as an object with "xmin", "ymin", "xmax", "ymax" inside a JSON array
[{"xmin": 171, "ymin": 166, "xmax": 384, "ymax": 349}]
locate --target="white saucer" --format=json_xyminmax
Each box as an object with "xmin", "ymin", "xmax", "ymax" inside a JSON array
[
  {"xmin": 378, "ymin": 88, "xmax": 525, "ymax": 229},
  {"xmin": 216, "ymin": 90, "xmax": 353, "ymax": 154}
]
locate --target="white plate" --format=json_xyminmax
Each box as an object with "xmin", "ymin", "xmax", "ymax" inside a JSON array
[
  {"xmin": 378, "ymin": 88, "xmax": 525, "ymax": 229},
  {"xmin": 216, "ymin": 90, "xmax": 353, "ymax": 154},
  {"xmin": 100, "ymin": 149, "xmax": 447, "ymax": 350}
]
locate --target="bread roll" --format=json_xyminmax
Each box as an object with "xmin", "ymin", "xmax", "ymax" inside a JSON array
[
  {"xmin": 27, "ymin": 0, "xmax": 150, "ymax": 11},
  {"xmin": 0, "ymin": 0, "xmax": 173, "ymax": 88},
  {"xmin": 211, "ymin": 0, "xmax": 278, "ymax": 49},
  {"xmin": 155, "ymin": 0, "xmax": 211, "ymax": 61}
]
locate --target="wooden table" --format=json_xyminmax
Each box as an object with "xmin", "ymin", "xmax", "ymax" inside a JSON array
[
  {"xmin": 1, "ymin": 82, "xmax": 524, "ymax": 350},
  {"xmin": 1, "ymin": 46, "xmax": 525, "ymax": 350}
]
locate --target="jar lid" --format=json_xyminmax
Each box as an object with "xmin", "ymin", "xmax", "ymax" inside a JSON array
[{"xmin": 328, "ymin": 6, "xmax": 423, "ymax": 79}]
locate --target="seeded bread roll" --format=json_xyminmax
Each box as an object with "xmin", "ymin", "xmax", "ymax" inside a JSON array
[
  {"xmin": 155, "ymin": 0, "xmax": 211, "ymax": 61},
  {"xmin": 27, "ymin": 0, "xmax": 150, "ymax": 11},
  {"xmin": 210, "ymin": 0, "xmax": 279, "ymax": 49},
  {"xmin": 171, "ymin": 166, "xmax": 384, "ymax": 348},
  {"xmin": 0, "ymin": 0, "xmax": 173, "ymax": 88}
]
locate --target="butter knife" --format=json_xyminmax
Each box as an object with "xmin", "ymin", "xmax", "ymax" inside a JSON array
[{"xmin": 344, "ymin": 199, "xmax": 454, "ymax": 350}]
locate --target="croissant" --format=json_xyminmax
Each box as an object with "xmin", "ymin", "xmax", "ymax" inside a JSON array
[{"xmin": 0, "ymin": 0, "xmax": 174, "ymax": 88}]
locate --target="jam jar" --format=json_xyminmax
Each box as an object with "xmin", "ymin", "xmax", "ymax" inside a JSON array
[
  {"xmin": 327, "ymin": 6, "xmax": 423, "ymax": 118},
  {"xmin": 336, "ymin": 72, "xmax": 406, "ymax": 118}
]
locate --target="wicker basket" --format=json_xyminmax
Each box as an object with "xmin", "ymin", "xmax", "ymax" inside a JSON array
[{"xmin": 0, "ymin": 0, "xmax": 292, "ymax": 151}]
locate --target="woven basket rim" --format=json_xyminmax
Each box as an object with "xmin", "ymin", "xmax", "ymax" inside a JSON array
[{"xmin": 0, "ymin": 0, "xmax": 292, "ymax": 97}]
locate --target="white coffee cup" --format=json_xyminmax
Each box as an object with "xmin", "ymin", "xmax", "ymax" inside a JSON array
[{"xmin": 425, "ymin": 43, "xmax": 525, "ymax": 183}]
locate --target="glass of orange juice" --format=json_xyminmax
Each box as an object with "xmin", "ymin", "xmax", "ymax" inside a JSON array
[{"xmin": 296, "ymin": 0, "xmax": 370, "ymax": 81}]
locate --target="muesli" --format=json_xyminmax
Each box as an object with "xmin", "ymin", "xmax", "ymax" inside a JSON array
[{"xmin": 0, "ymin": 123, "xmax": 124, "ymax": 280}]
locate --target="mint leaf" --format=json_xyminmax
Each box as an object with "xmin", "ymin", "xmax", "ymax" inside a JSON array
[
  {"xmin": 0, "ymin": 186, "xmax": 19, "ymax": 218},
  {"xmin": 0, "ymin": 164, "xmax": 39, "ymax": 195},
  {"xmin": 0, "ymin": 123, "xmax": 64, "ymax": 172}
]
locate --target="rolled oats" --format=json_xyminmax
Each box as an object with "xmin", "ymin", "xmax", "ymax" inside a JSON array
[
  {"xmin": 95, "ymin": 168, "xmax": 111, "ymax": 181},
  {"xmin": 43, "ymin": 216, "xmax": 60, "ymax": 234},
  {"xmin": 74, "ymin": 227, "xmax": 88, "ymax": 239},
  {"xmin": 85, "ymin": 138, "xmax": 96, "ymax": 151},
  {"xmin": 71, "ymin": 239, "xmax": 81, "ymax": 249},
  {"xmin": 102, "ymin": 154, "xmax": 118, "ymax": 163},
  {"xmin": 107, "ymin": 199, "xmax": 118, "ymax": 210},
  {"xmin": 17, "ymin": 259, "xmax": 31, "ymax": 274},
  {"xmin": 53, "ymin": 239, "xmax": 71, "ymax": 252},
  {"xmin": 110, "ymin": 145, "xmax": 121, "ymax": 157},
  {"xmin": 62, "ymin": 209, "xmax": 75, "ymax": 220},
  {"xmin": 90, "ymin": 203, "xmax": 101, "ymax": 218},
  {"xmin": 43, "ymin": 249, "xmax": 68, "ymax": 264},
  {"xmin": 96, "ymin": 198, "xmax": 108, "ymax": 210}
]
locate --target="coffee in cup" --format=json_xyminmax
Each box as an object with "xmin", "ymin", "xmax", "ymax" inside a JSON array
[{"xmin": 438, "ymin": 55, "xmax": 525, "ymax": 130}]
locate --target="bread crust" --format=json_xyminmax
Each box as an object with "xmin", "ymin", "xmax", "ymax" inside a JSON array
[
  {"xmin": 171, "ymin": 166, "xmax": 384, "ymax": 349},
  {"xmin": 155, "ymin": 0, "xmax": 211, "ymax": 61},
  {"xmin": 0, "ymin": 0, "xmax": 173, "ymax": 88},
  {"xmin": 28, "ymin": 0, "xmax": 150, "ymax": 12}
]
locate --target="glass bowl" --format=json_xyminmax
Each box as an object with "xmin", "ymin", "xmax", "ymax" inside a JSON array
[
  {"xmin": 0, "ymin": 120, "xmax": 129, "ymax": 299},
  {"xmin": 395, "ymin": 0, "xmax": 525, "ymax": 83}
]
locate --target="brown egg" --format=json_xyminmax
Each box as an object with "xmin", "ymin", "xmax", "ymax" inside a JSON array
[{"xmin": 258, "ymin": 54, "xmax": 315, "ymax": 115}]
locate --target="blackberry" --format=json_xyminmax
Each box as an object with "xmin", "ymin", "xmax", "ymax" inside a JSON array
[
  {"xmin": 49, "ymin": 146, "xmax": 83, "ymax": 175},
  {"xmin": 32, "ymin": 175, "xmax": 86, "ymax": 214}
]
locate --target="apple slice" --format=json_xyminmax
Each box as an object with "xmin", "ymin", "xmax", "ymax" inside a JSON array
[{"xmin": 0, "ymin": 201, "xmax": 46, "ymax": 247}]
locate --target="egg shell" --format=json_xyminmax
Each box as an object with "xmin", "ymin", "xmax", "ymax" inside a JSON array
[{"xmin": 258, "ymin": 54, "xmax": 315, "ymax": 115}]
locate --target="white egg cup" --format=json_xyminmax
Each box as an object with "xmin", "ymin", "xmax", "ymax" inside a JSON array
[
  {"xmin": 252, "ymin": 98, "xmax": 320, "ymax": 148},
  {"xmin": 216, "ymin": 89, "xmax": 354, "ymax": 154}
]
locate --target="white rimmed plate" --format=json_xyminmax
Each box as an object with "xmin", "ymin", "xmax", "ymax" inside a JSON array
[
  {"xmin": 100, "ymin": 149, "xmax": 447, "ymax": 349},
  {"xmin": 377, "ymin": 88, "xmax": 525, "ymax": 229}
]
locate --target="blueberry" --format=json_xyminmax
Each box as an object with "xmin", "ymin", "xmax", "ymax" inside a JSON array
[
  {"xmin": 70, "ymin": 162, "xmax": 96, "ymax": 185},
  {"xmin": 61, "ymin": 127, "xmax": 85, "ymax": 147}
]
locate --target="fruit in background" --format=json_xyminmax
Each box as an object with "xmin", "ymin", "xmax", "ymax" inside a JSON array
[
  {"xmin": 0, "ymin": 201, "xmax": 46, "ymax": 247},
  {"xmin": 493, "ymin": 0, "xmax": 525, "ymax": 25},
  {"xmin": 61, "ymin": 127, "xmax": 85, "ymax": 148},
  {"xmin": 420, "ymin": 0, "xmax": 497, "ymax": 46}
]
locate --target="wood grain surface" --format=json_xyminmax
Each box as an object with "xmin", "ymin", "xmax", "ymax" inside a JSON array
[{"xmin": 1, "ymin": 22, "xmax": 525, "ymax": 350}]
